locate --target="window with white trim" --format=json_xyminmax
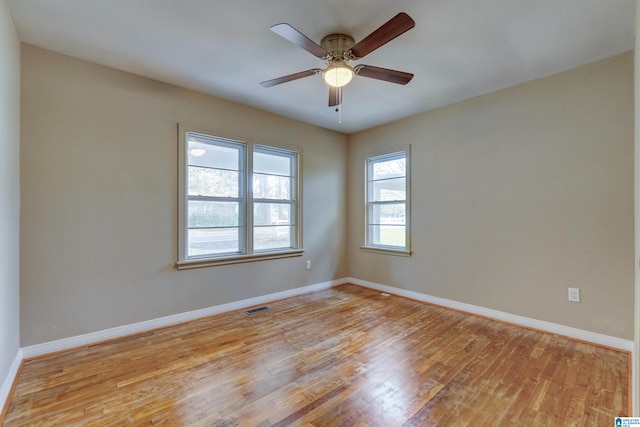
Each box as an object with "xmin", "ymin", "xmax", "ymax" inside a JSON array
[
  {"xmin": 363, "ymin": 147, "xmax": 411, "ymax": 255},
  {"xmin": 177, "ymin": 125, "xmax": 302, "ymax": 268}
]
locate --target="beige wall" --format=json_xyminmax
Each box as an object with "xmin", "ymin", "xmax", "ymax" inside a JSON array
[
  {"xmin": 348, "ymin": 52, "xmax": 634, "ymax": 340},
  {"xmin": 20, "ymin": 44, "xmax": 348, "ymax": 346},
  {"xmin": 19, "ymin": 43, "xmax": 634, "ymax": 345},
  {"xmin": 0, "ymin": 0, "xmax": 20, "ymax": 393}
]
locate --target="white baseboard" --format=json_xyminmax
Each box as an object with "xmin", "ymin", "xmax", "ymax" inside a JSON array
[
  {"xmin": 19, "ymin": 276, "xmax": 634, "ymax": 360},
  {"xmin": 21, "ymin": 279, "xmax": 339, "ymax": 359},
  {"xmin": 343, "ymin": 277, "xmax": 634, "ymax": 352},
  {"xmin": 0, "ymin": 348, "xmax": 22, "ymax": 414}
]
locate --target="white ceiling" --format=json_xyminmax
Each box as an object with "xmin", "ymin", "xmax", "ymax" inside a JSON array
[{"xmin": 7, "ymin": 0, "xmax": 636, "ymax": 134}]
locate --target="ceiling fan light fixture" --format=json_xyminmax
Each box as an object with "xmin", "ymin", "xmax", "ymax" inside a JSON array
[{"xmin": 323, "ymin": 63, "xmax": 354, "ymax": 88}]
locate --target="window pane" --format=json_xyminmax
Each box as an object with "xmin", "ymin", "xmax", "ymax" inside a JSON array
[
  {"xmin": 187, "ymin": 228, "xmax": 241, "ymax": 257},
  {"xmin": 188, "ymin": 167, "xmax": 239, "ymax": 198},
  {"xmin": 254, "ymin": 203, "xmax": 292, "ymax": 226},
  {"xmin": 254, "ymin": 226, "xmax": 293, "ymax": 251},
  {"xmin": 371, "ymin": 177, "xmax": 406, "ymax": 201},
  {"xmin": 253, "ymin": 174, "xmax": 291, "ymax": 200},
  {"xmin": 254, "ymin": 150, "xmax": 292, "ymax": 176},
  {"xmin": 188, "ymin": 200, "xmax": 240, "ymax": 227},
  {"xmin": 187, "ymin": 134, "xmax": 242, "ymax": 170},
  {"xmin": 369, "ymin": 225, "xmax": 406, "ymax": 247},
  {"xmin": 370, "ymin": 203, "xmax": 405, "ymax": 225},
  {"xmin": 372, "ymin": 156, "xmax": 405, "ymax": 180}
]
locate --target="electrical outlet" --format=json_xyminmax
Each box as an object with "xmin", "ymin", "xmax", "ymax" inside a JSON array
[
  {"xmin": 568, "ymin": 288, "xmax": 580, "ymax": 303},
  {"xmin": 306, "ymin": 260, "xmax": 311, "ymax": 270}
]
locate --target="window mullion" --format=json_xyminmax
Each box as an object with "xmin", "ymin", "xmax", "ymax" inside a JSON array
[
  {"xmin": 292, "ymin": 153, "xmax": 299, "ymax": 248},
  {"xmin": 188, "ymin": 195, "xmax": 242, "ymax": 202},
  {"xmin": 245, "ymin": 143, "xmax": 253, "ymax": 255},
  {"xmin": 369, "ymin": 200, "xmax": 406, "ymax": 205},
  {"xmin": 253, "ymin": 198, "xmax": 293, "ymax": 203}
]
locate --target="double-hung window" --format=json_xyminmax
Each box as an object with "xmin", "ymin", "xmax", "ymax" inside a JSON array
[
  {"xmin": 177, "ymin": 125, "xmax": 302, "ymax": 269},
  {"xmin": 363, "ymin": 147, "xmax": 411, "ymax": 255}
]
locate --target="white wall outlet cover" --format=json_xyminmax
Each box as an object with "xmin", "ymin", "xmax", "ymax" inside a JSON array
[{"xmin": 568, "ymin": 288, "xmax": 580, "ymax": 302}]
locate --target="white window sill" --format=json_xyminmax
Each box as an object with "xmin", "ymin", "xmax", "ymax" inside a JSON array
[
  {"xmin": 176, "ymin": 249, "xmax": 304, "ymax": 270},
  {"xmin": 360, "ymin": 246, "xmax": 412, "ymax": 257}
]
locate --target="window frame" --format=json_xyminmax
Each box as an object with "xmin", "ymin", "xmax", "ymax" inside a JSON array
[
  {"xmin": 252, "ymin": 144, "xmax": 299, "ymax": 253},
  {"xmin": 177, "ymin": 124, "xmax": 303, "ymax": 269},
  {"xmin": 361, "ymin": 145, "xmax": 412, "ymax": 256}
]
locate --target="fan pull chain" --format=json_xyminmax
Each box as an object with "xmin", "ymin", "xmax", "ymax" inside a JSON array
[{"xmin": 338, "ymin": 87, "xmax": 343, "ymax": 125}]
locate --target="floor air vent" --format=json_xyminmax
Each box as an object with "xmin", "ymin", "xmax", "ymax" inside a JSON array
[{"xmin": 244, "ymin": 306, "xmax": 270, "ymax": 315}]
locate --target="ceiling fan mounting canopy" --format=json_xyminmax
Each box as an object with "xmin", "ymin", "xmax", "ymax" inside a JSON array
[
  {"xmin": 320, "ymin": 34, "xmax": 355, "ymax": 63},
  {"xmin": 260, "ymin": 12, "xmax": 415, "ymax": 107}
]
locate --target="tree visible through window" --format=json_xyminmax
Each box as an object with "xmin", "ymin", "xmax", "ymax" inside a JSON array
[{"xmin": 365, "ymin": 149, "xmax": 410, "ymax": 253}]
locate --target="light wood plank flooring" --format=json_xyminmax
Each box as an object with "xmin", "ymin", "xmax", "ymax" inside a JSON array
[{"xmin": 2, "ymin": 284, "xmax": 630, "ymax": 426}]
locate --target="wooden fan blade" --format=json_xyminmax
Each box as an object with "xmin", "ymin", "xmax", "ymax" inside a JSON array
[
  {"xmin": 328, "ymin": 86, "xmax": 342, "ymax": 107},
  {"xmin": 356, "ymin": 65, "xmax": 413, "ymax": 85},
  {"xmin": 350, "ymin": 12, "xmax": 415, "ymax": 59},
  {"xmin": 271, "ymin": 23, "xmax": 329, "ymax": 58},
  {"xmin": 260, "ymin": 69, "xmax": 321, "ymax": 87}
]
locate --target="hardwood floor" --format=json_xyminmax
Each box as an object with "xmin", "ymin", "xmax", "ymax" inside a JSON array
[{"xmin": 2, "ymin": 284, "xmax": 630, "ymax": 426}]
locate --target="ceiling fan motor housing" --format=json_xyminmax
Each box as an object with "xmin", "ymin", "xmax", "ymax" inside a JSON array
[{"xmin": 321, "ymin": 34, "xmax": 355, "ymax": 63}]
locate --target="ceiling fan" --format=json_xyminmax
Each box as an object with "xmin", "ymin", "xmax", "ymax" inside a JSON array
[{"xmin": 260, "ymin": 12, "xmax": 415, "ymax": 108}]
